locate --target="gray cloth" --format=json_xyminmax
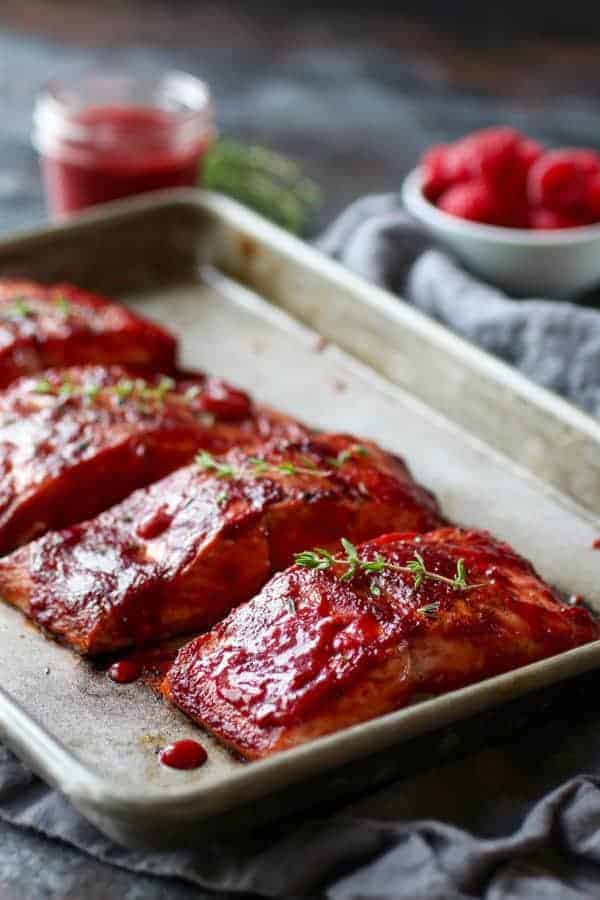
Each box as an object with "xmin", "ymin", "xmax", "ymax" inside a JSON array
[
  {"xmin": 319, "ymin": 193, "xmax": 600, "ymax": 415},
  {"xmin": 3, "ymin": 195, "xmax": 600, "ymax": 899}
]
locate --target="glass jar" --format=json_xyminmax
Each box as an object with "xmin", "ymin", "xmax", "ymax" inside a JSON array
[{"xmin": 33, "ymin": 70, "xmax": 215, "ymax": 218}]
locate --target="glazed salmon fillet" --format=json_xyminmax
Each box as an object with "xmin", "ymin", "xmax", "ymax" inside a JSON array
[
  {"xmin": 0, "ymin": 280, "xmax": 176, "ymax": 386},
  {"xmin": 0, "ymin": 364, "xmax": 305, "ymax": 553},
  {"xmin": 0, "ymin": 434, "xmax": 440, "ymax": 654},
  {"xmin": 162, "ymin": 528, "xmax": 599, "ymax": 760}
]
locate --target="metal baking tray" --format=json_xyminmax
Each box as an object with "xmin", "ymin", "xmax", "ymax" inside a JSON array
[{"xmin": 1, "ymin": 190, "xmax": 600, "ymax": 849}]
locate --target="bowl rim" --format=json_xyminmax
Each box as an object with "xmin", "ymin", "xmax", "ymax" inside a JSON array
[{"xmin": 402, "ymin": 167, "xmax": 600, "ymax": 246}]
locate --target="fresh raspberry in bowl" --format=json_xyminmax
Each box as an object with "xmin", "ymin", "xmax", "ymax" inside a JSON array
[
  {"xmin": 402, "ymin": 127, "xmax": 600, "ymax": 296},
  {"xmin": 420, "ymin": 128, "xmax": 600, "ymax": 230}
]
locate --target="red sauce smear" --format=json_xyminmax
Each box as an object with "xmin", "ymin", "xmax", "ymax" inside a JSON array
[
  {"xmin": 159, "ymin": 739, "xmax": 207, "ymax": 770},
  {"xmin": 107, "ymin": 659, "xmax": 142, "ymax": 683},
  {"xmin": 592, "ymin": 539, "xmax": 600, "ymax": 550}
]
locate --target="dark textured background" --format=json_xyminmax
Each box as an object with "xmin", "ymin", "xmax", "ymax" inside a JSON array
[
  {"xmin": 3, "ymin": 3, "xmax": 600, "ymax": 897},
  {"xmin": 4, "ymin": 1, "xmax": 600, "ymax": 234}
]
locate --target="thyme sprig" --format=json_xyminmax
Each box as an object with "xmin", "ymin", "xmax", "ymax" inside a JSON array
[
  {"xmin": 294, "ymin": 539, "xmax": 483, "ymax": 605},
  {"xmin": 29, "ymin": 374, "xmax": 183, "ymax": 409},
  {"xmin": 195, "ymin": 449, "xmax": 332, "ymax": 480},
  {"xmin": 203, "ymin": 139, "xmax": 321, "ymax": 235},
  {"xmin": 327, "ymin": 444, "xmax": 369, "ymax": 468},
  {"xmin": 248, "ymin": 455, "xmax": 331, "ymax": 477},
  {"xmin": 3, "ymin": 293, "xmax": 71, "ymax": 320}
]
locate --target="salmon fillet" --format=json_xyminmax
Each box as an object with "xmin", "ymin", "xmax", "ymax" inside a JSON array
[
  {"xmin": 0, "ymin": 434, "xmax": 440, "ymax": 654},
  {"xmin": 0, "ymin": 279, "xmax": 177, "ymax": 385},
  {"xmin": 162, "ymin": 528, "xmax": 600, "ymax": 759},
  {"xmin": 0, "ymin": 364, "xmax": 305, "ymax": 552}
]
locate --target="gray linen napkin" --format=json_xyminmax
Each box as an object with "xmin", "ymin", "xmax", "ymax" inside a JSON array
[
  {"xmin": 319, "ymin": 193, "xmax": 600, "ymax": 415},
  {"xmin": 3, "ymin": 194, "xmax": 600, "ymax": 899}
]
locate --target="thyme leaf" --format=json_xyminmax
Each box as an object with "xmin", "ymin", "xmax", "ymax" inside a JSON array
[
  {"xmin": 54, "ymin": 294, "xmax": 72, "ymax": 316},
  {"xmin": 195, "ymin": 450, "xmax": 236, "ymax": 479},
  {"xmin": 114, "ymin": 379, "xmax": 134, "ymax": 404},
  {"xmin": 327, "ymin": 444, "xmax": 369, "ymax": 468},
  {"xmin": 83, "ymin": 382, "xmax": 101, "ymax": 403},
  {"xmin": 33, "ymin": 378, "xmax": 53, "ymax": 395},
  {"xmin": 9, "ymin": 297, "xmax": 33, "ymax": 318},
  {"xmin": 58, "ymin": 380, "xmax": 75, "ymax": 398}
]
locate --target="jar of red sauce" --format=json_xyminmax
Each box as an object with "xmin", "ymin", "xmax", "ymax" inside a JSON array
[{"xmin": 33, "ymin": 70, "xmax": 215, "ymax": 218}]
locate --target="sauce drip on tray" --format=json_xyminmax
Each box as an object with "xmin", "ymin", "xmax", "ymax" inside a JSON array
[
  {"xmin": 107, "ymin": 660, "xmax": 142, "ymax": 684},
  {"xmin": 159, "ymin": 739, "xmax": 207, "ymax": 770}
]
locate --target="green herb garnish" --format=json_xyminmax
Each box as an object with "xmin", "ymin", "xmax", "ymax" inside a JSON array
[
  {"xmin": 327, "ymin": 444, "xmax": 369, "ymax": 468},
  {"xmin": 33, "ymin": 378, "xmax": 53, "ymax": 395},
  {"xmin": 83, "ymin": 382, "xmax": 101, "ymax": 403},
  {"xmin": 195, "ymin": 450, "xmax": 236, "ymax": 479},
  {"xmin": 114, "ymin": 379, "xmax": 134, "ymax": 404},
  {"xmin": 203, "ymin": 139, "xmax": 321, "ymax": 235},
  {"xmin": 58, "ymin": 380, "xmax": 75, "ymax": 397},
  {"xmin": 196, "ymin": 449, "xmax": 334, "ymax": 481},
  {"xmin": 54, "ymin": 294, "xmax": 72, "ymax": 316},
  {"xmin": 9, "ymin": 297, "xmax": 33, "ymax": 318},
  {"xmin": 295, "ymin": 539, "xmax": 483, "ymax": 601},
  {"xmin": 248, "ymin": 456, "xmax": 331, "ymax": 478}
]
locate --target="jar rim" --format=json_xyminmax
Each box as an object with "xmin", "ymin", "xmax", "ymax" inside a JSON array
[{"xmin": 33, "ymin": 69, "xmax": 214, "ymax": 151}]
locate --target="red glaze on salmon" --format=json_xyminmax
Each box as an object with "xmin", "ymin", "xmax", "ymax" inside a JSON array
[
  {"xmin": 0, "ymin": 364, "xmax": 304, "ymax": 553},
  {"xmin": 0, "ymin": 434, "xmax": 440, "ymax": 654},
  {"xmin": 0, "ymin": 280, "xmax": 176, "ymax": 386},
  {"xmin": 162, "ymin": 528, "xmax": 600, "ymax": 759}
]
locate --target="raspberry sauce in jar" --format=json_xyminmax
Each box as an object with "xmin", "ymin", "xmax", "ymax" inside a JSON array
[{"xmin": 33, "ymin": 71, "xmax": 215, "ymax": 217}]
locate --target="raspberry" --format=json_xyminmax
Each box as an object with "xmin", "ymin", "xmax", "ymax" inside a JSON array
[
  {"xmin": 420, "ymin": 129, "xmax": 600, "ymax": 228},
  {"xmin": 570, "ymin": 149, "xmax": 600, "ymax": 177},
  {"xmin": 421, "ymin": 145, "xmax": 451, "ymax": 201},
  {"xmin": 585, "ymin": 173, "xmax": 600, "ymax": 218},
  {"xmin": 437, "ymin": 180, "xmax": 497, "ymax": 224},
  {"xmin": 527, "ymin": 149, "xmax": 600, "ymax": 213},
  {"xmin": 448, "ymin": 127, "xmax": 521, "ymax": 187},
  {"xmin": 528, "ymin": 209, "xmax": 586, "ymax": 230},
  {"xmin": 517, "ymin": 138, "xmax": 543, "ymax": 172},
  {"xmin": 493, "ymin": 139, "xmax": 540, "ymax": 227},
  {"xmin": 498, "ymin": 202, "xmax": 530, "ymax": 229}
]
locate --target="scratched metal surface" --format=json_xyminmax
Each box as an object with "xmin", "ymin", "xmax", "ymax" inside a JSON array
[{"xmin": 1, "ymin": 192, "xmax": 600, "ymax": 848}]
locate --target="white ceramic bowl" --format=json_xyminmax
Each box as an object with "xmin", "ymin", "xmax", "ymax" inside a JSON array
[{"xmin": 402, "ymin": 166, "xmax": 600, "ymax": 298}]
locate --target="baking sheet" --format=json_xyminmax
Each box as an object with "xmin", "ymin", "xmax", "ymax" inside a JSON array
[{"xmin": 0, "ymin": 192, "xmax": 600, "ymax": 848}]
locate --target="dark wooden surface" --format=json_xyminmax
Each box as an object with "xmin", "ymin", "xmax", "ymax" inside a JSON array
[
  {"xmin": 2, "ymin": 4, "xmax": 600, "ymax": 898},
  {"xmin": 3, "ymin": 1, "xmax": 600, "ymax": 233}
]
